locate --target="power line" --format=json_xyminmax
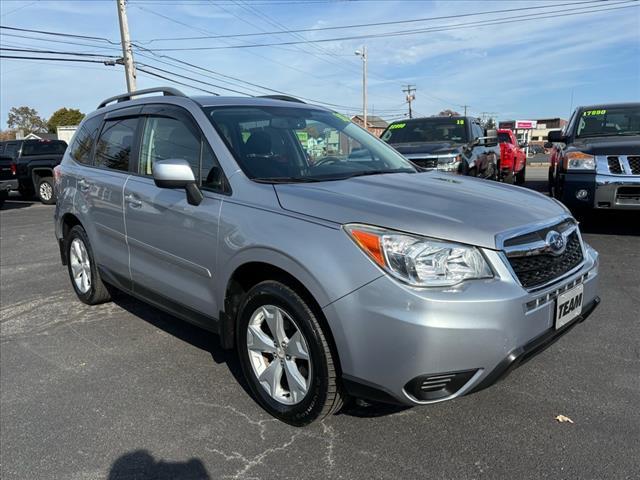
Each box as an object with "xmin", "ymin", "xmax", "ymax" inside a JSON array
[
  {"xmin": 0, "ymin": 47, "xmax": 120, "ymax": 58},
  {"xmin": 145, "ymin": 2, "xmax": 637, "ymax": 51},
  {"xmin": 139, "ymin": 0, "xmax": 605, "ymax": 43},
  {"xmin": 0, "ymin": 54, "xmax": 119, "ymax": 65},
  {"xmin": 135, "ymin": 66, "xmax": 219, "ymax": 95}
]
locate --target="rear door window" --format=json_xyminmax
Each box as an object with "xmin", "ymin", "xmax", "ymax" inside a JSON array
[
  {"xmin": 69, "ymin": 116, "xmax": 103, "ymax": 165},
  {"xmin": 4, "ymin": 142, "xmax": 19, "ymax": 159},
  {"xmin": 95, "ymin": 118, "xmax": 138, "ymax": 172}
]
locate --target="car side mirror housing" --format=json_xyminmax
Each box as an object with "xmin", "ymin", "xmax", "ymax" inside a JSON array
[
  {"xmin": 152, "ymin": 158, "xmax": 203, "ymax": 206},
  {"xmin": 547, "ymin": 130, "xmax": 567, "ymax": 143}
]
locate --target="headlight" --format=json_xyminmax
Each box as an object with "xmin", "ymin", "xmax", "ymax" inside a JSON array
[
  {"xmin": 564, "ymin": 151, "xmax": 595, "ymax": 170},
  {"xmin": 345, "ymin": 224, "xmax": 493, "ymax": 287},
  {"xmin": 437, "ymin": 154, "xmax": 461, "ymax": 172}
]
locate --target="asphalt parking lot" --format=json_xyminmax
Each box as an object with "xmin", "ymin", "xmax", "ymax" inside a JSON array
[{"xmin": 1, "ymin": 167, "xmax": 639, "ymax": 480}]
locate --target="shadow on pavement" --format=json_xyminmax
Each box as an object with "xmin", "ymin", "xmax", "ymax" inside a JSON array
[
  {"xmin": 0, "ymin": 198, "xmax": 39, "ymax": 211},
  {"xmin": 111, "ymin": 291, "xmax": 411, "ymax": 420},
  {"xmin": 108, "ymin": 450, "xmax": 210, "ymax": 480}
]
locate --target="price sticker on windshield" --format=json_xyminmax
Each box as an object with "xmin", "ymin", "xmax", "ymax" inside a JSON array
[
  {"xmin": 456, "ymin": 119, "xmax": 465, "ymax": 125},
  {"xmin": 583, "ymin": 109, "xmax": 607, "ymax": 116},
  {"xmin": 389, "ymin": 123, "xmax": 406, "ymax": 129},
  {"xmin": 332, "ymin": 112, "xmax": 351, "ymax": 122}
]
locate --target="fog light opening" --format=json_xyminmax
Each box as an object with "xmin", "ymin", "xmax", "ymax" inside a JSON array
[{"xmin": 575, "ymin": 189, "xmax": 589, "ymax": 200}]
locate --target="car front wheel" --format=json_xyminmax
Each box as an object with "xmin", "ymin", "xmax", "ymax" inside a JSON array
[{"xmin": 236, "ymin": 280, "xmax": 343, "ymax": 426}]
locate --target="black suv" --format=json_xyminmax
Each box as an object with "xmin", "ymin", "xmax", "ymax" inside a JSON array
[{"xmin": 547, "ymin": 102, "xmax": 640, "ymax": 211}]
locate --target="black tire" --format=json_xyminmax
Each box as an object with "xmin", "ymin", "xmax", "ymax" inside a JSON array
[
  {"xmin": 236, "ymin": 280, "xmax": 343, "ymax": 426},
  {"xmin": 66, "ymin": 225, "xmax": 111, "ymax": 305},
  {"xmin": 0, "ymin": 191, "xmax": 7, "ymax": 208},
  {"xmin": 548, "ymin": 166, "xmax": 555, "ymax": 196},
  {"xmin": 37, "ymin": 176, "xmax": 56, "ymax": 205},
  {"xmin": 515, "ymin": 164, "xmax": 526, "ymax": 185}
]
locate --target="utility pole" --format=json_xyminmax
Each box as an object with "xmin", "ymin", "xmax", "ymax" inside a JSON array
[
  {"xmin": 355, "ymin": 46, "xmax": 367, "ymax": 132},
  {"xmin": 463, "ymin": 105, "xmax": 469, "ymax": 116},
  {"xmin": 116, "ymin": 0, "xmax": 137, "ymax": 93},
  {"xmin": 402, "ymin": 84, "xmax": 416, "ymax": 119}
]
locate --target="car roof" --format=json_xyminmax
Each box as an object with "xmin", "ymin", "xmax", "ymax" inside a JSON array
[
  {"xmin": 191, "ymin": 95, "xmax": 329, "ymax": 111},
  {"xmin": 577, "ymin": 102, "xmax": 640, "ymax": 110}
]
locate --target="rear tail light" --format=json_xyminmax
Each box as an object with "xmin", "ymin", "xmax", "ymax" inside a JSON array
[
  {"xmin": 10, "ymin": 163, "xmax": 17, "ymax": 176},
  {"xmin": 53, "ymin": 165, "xmax": 62, "ymax": 185}
]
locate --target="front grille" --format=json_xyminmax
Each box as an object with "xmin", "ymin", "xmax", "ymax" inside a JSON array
[
  {"xmin": 616, "ymin": 186, "xmax": 640, "ymax": 206},
  {"xmin": 410, "ymin": 157, "xmax": 438, "ymax": 169},
  {"xmin": 628, "ymin": 156, "xmax": 640, "ymax": 174},
  {"xmin": 507, "ymin": 231, "xmax": 584, "ymax": 289},
  {"xmin": 608, "ymin": 156, "xmax": 623, "ymax": 174}
]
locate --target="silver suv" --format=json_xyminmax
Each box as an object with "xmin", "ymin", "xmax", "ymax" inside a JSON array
[{"xmin": 54, "ymin": 88, "xmax": 600, "ymax": 426}]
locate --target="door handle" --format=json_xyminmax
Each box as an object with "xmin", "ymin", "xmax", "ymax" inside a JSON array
[
  {"xmin": 124, "ymin": 193, "xmax": 142, "ymax": 209},
  {"xmin": 78, "ymin": 179, "xmax": 91, "ymax": 192}
]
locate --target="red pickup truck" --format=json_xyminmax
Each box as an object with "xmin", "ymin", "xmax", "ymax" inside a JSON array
[{"xmin": 497, "ymin": 129, "xmax": 526, "ymax": 184}]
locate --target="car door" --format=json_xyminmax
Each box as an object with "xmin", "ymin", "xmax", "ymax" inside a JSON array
[
  {"xmin": 123, "ymin": 104, "xmax": 225, "ymax": 323},
  {"xmin": 76, "ymin": 109, "xmax": 141, "ymax": 289}
]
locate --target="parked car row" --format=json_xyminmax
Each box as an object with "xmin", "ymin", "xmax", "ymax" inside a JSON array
[
  {"xmin": 0, "ymin": 138, "xmax": 68, "ymax": 204},
  {"xmin": 53, "ymin": 87, "xmax": 600, "ymax": 426},
  {"xmin": 379, "ymin": 116, "xmax": 527, "ymax": 185}
]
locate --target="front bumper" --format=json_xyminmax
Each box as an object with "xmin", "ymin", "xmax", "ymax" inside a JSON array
[
  {"xmin": 562, "ymin": 172, "xmax": 640, "ymax": 210},
  {"xmin": 0, "ymin": 179, "xmax": 18, "ymax": 192},
  {"xmin": 323, "ymin": 245, "xmax": 599, "ymax": 405}
]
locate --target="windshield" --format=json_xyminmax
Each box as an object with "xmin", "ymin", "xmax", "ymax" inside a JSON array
[
  {"xmin": 497, "ymin": 132, "xmax": 513, "ymax": 144},
  {"xmin": 576, "ymin": 106, "xmax": 640, "ymax": 138},
  {"xmin": 204, "ymin": 106, "xmax": 416, "ymax": 182},
  {"xmin": 381, "ymin": 118, "xmax": 468, "ymax": 144},
  {"xmin": 21, "ymin": 140, "xmax": 67, "ymax": 156}
]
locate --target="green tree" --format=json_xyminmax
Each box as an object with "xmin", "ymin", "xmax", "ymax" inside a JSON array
[
  {"xmin": 435, "ymin": 109, "xmax": 461, "ymax": 117},
  {"xmin": 47, "ymin": 107, "xmax": 85, "ymax": 133},
  {"xmin": 483, "ymin": 118, "xmax": 496, "ymax": 130},
  {"xmin": 6, "ymin": 106, "xmax": 47, "ymax": 134}
]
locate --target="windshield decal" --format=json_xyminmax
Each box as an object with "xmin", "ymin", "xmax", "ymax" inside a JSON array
[
  {"xmin": 332, "ymin": 112, "xmax": 351, "ymax": 123},
  {"xmin": 456, "ymin": 119, "xmax": 465, "ymax": 125},
  {"xmin": 582, "ymin": 109, "xmax": 607, "ymax": 116},
  {"xmin": 389, "ymin": 123, "xmax": 406, "ymax": 130}
]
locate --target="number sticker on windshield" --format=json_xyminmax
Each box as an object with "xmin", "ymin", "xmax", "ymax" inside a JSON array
[
  {"xmin": 389, "ymin": 123, "xmax": 406, "ymax": 130},
  {"xmin": 456, "ymin": 119, "xmax": 465, "ymax": 125},
  {"xmin": 332, "ymin": 112, "xmax": 351, "ymax": 122},
  {"xmin": 583, "ymin": 109, "xmax": 607, "ymax": 116}
]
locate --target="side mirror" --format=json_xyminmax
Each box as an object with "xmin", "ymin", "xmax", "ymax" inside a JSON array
[
  {"xmin": 547, "ymin": 130, "xmax": 566, "ymax": 143},
  {"xmin": 153, "ymin": 159, "xmax": 203, "ymax": 206},
  {"xmin": 544, "ymin": 141, "xmax": 553, "ymax": 149}
]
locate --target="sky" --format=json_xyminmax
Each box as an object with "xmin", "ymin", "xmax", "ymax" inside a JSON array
[{"xmin": 1, "ymin": 0, "xmax": 639, "ymax": 128}]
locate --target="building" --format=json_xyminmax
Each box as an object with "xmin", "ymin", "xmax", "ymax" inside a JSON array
[
  {"xmin": 56, "ymin": 125, "xmax": 78, "ymax": 144},
  {"xmin": 350, "ymin": 115, "xmax": 389, "ymax": 137},
  {"xmin": 499, "ymin": 118, "xmax": 567, "ymax": 145},
  {"xmin": 16, "ymin": 130, "xmax": 58, "ymax": 141}
]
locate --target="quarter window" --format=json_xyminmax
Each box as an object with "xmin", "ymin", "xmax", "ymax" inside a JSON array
[
  {"xmin": 95, "ymin": 118, "xmax": 138, "ymax": 172},
  {"xmin": 69, "ymin": 116, "xmax": 102, "ymax": 165}
]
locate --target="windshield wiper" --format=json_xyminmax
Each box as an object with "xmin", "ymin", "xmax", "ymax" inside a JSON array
[
  {"xmin": 579, "ymin": 131, "xmax": 640, "ymax": 138},
  {"xmin": 333, "ymin": 169, "xmax": 416, "ymax": 180},
  {"xmin": 252, "ymin": 176, "xmax": 325, "ymax": 184}
]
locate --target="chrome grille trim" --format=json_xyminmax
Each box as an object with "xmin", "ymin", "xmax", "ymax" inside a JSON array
[{"xmin": 596, "ymin": 155, "xmax": 640, "ymax": 175}]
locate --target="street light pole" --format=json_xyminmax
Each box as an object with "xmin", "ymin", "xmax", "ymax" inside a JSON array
[
  {"xmin": 116, "ymin": 0, "xmax": 137, "ymax": 94},
  {"xmin": 355, "ymin": 46, "xmax": 367, "ymax": 132}
]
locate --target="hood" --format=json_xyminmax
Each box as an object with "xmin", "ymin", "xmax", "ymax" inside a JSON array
[
  {"xmin": 390, "ymin": 141, "xmax": 462, "ymax": 156},
  {"xmin": 571, "ymin": 136, "xmax": 640, "ymax": 155},
  {"xmin": 274, "ymin": 172, "xmax": 567, "ymax": 249}
]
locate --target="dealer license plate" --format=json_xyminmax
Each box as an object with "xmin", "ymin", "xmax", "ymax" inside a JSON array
[{"xmin": 555, "ymin": 283, "xmax": 584, "ymax": 330}]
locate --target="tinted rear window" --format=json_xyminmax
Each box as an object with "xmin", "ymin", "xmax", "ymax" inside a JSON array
[
  {"xmin": 21, "ymin": 141, "xmax": 67, "ymax": 156},
  {"xmin": 498, "ymin": 132, "xmax": 512, "ymax": 144},
  {"xmin": 381, "ymin": 118, "xmax": 468, "ymax": 144}
]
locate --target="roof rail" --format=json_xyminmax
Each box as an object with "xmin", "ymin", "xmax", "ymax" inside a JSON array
[
  {"xmin": 97, "ymin": 87, "xmax": 186, "ymax": 109},
  {"xmin": 258, "ymin": 95, "xmax": 306, "ymax": 104}
]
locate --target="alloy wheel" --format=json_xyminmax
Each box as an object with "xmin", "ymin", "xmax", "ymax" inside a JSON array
[
  {"xmin": 246, "ymin": 305, "xmax": 311, "ymax": 405},
  {"xmin": 69, "ymin": 238, "xmax": 91, "ymax": 293},
  {"xmin": 39, "ymin": 181, "xmax": 53, "ymax": 201}
]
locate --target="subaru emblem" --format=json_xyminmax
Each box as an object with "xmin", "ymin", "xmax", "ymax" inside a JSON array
[{"xmin": 546, "ymin": 230, "xmax": 566, "ymax": 255}]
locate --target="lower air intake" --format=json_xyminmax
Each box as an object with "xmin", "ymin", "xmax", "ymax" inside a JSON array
[{"xmin": 404, "ymin": 370, "xmax": 477, "ymax": 401}]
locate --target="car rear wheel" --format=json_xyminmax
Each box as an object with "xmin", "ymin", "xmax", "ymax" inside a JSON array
[
  {"xmin": 66, "ymin": 225, "xmax": 111, "ymax": 305},
  {"xmin": 236, "ymin": 280, "xmax": 343, "ymax": 426},
  {"xmin": 37, "ymin": 177, "xmax": 56, "ymax": 204}
]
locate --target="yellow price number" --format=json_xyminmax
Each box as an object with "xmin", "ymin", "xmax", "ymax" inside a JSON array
[
  {"xmin": 456, "ymin": 119, "xmax": 465, "ymax": 125},
  {"xmin": 583, "ymin": 109, "xmax": 607, "ymax": 116},
  {"xmin": 389, "ymin": 123, "xmax": 406, "ymax": 130}
]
